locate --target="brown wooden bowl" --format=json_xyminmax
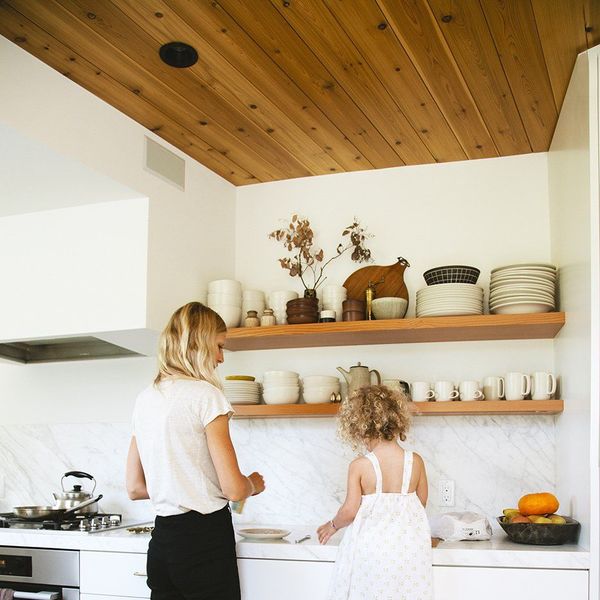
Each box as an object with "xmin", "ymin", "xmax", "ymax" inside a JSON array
[
  {"xmin": 287, "ymin": 314, "xmax": 319, "ymax": 324},
  {"xmin": 342, "ymin": 310, "xmax": 365, "ymax": 322}
]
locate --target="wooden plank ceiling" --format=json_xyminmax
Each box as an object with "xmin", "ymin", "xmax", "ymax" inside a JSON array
[{"xmin": 1, "ymin": 0, "xmax": 599, "ymax": 186}]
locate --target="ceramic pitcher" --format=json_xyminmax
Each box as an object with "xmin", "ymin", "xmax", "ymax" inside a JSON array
[{"xmin": 337, "ymin": 362, "xmax": 381, "ymax": 398}]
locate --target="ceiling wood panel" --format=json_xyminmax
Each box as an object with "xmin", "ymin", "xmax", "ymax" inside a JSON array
[
  {"xmin": 111, "ymin": 0, "xmax": 344, "ymax": 177},
  {"xmin": 160, "ymin": 0, "xmax": 370, "ymax": 173},
  {"xmin": 479, "ymin": 0, "xmax": 558, "ymax": 152},
  {"xmin": 427, "ymin": 0, "xmax": 530, "ymax": 155},
  {"xmin": 531, "ymin": 0, "xmax": 589, "ymax": 109},
  {"xmin": 269, "ymin": 0, "xmax": 435, "ymax": 165},
  {"xmin": 1, "ymin": 0, "xmax": 595, "ymax": 185},
  {"xmin": 218, "ymin": 0, "xmax": 402, "ymax": 168},
  {"xmin": 322, "ymin": 0, "xmax": 467, "ymax": 164},
  {"xmin": 377, "ymin": 0, "xmax": 498, "ymax": 159}
]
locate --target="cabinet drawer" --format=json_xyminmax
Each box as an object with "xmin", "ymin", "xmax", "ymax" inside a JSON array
[
  {"xmin": 238, "ymin": 558, "xmax": 334, "ymax": 600},
  {"xmin": 80, "ymin": 551, "xmax": 150, "ymax": 598}
]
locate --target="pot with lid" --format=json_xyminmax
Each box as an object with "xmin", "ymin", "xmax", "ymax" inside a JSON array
[{"xmin": 53, "ymin": 471, "xmax": 99, "ymax": 514}]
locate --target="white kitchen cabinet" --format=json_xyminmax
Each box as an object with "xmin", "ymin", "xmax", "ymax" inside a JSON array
[
  {"xmin": 433, "ymin": 566, "xmax": 588, "ymax": 600},
  {"xmin": 238, "ymin": 558, "xmax": 334, "ymax": 600},
  {"xmin": 80, "ymin": 551, "xmax": 150, "ymax": 599}
]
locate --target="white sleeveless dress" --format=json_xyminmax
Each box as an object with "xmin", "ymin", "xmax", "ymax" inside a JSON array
[{"xmin": 327, "ymin": 449, "xmax": 433, "ymax": 600}]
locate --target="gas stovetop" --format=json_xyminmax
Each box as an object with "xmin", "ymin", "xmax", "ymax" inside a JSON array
[{"xmin": 0, "ymin": 512, "xmax": 145, "ymax": 533}]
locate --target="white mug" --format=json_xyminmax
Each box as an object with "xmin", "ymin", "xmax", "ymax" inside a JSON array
[
  {"xmin": 459, "ymin": 380, "xmax": 484, "ymax": 401},
  {"xmin": 531, "ymin": 372, "xmax": 557, "ymax": 400},
  {"xmin": 483, "ymin": 376, "xmax": 505, "ymax": 401},
  {"xmin": 411, "ymin": 381, "xmax": 434, "ymax": 402},
  {"xmin": 505, "ymin": 372, "xmax": 531, "ymax": 400},
  {"xmin": 434, "ymin": 381, "xmax": 459, "ymax": 402}
]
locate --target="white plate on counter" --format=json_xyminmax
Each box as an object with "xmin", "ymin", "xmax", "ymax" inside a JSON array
[{"xmin": 237, "ymin": 528, "xmax": 291, "ymax": 540}]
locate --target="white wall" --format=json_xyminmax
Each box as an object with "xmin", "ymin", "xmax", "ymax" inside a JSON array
[
  {"xmin": 0, "ymin": 36, "xmax": 237, "ymax": 335},
  {"xmin": 549, "ymin": 47, "xmax": 600, "ymax": 596}
]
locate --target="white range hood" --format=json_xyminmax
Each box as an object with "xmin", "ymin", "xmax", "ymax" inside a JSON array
[{"xmin": 0, "ymin": 194, "xmax": 228, "ymax": 363}]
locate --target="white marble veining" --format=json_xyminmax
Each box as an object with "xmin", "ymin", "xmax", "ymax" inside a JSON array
[{"xmin": 0, "ymin": 415, "xmax": 556, "ymax": 528}]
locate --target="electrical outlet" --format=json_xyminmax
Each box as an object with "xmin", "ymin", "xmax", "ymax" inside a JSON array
[{"xmin": 439, "ymin": 479, "xmax": 455, "ymax": 506}]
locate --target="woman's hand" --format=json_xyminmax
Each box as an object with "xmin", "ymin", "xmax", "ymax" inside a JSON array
[
  {"xmin": 317, "ymin": 520, "xmax": 337, "ymax": 545},
  {"xmin": 247, "ymin": 471, "xmax": 265, "ymax": 496}
]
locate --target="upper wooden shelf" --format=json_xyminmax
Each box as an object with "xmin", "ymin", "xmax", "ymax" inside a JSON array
[
  {"xmin": 224, "ymin": 312, "xmax": 565, "ymax": 351},
  {"xmin": 232, "ymin": 399, "xmax": 564, "ymax": 418}
]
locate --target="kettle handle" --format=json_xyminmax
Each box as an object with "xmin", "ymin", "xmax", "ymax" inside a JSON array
[
  {"xmin": 370, "ymin": 369, "xmax": 382, "ymax": 385},
  {"xmin": 62, "ymin": 471, "xmax": 96, "ymax": 494}
]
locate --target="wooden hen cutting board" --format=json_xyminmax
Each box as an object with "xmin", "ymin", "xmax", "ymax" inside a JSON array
[{"xmin": 343, "ymin": 257, "xmax": 410, "ymax": 301}]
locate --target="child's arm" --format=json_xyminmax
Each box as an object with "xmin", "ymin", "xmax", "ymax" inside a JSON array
[
  {"xmin": 317, "ymin": 458, "xmax": 363, "ymax": 544},
  {"xmin": 415, "ymin": 453, "xmax": 429, "ymax": 507}
]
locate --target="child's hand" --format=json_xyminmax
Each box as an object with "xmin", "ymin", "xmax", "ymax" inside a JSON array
[{"xmin": 317, "ymin": 520, "xmax": 336, "ymax": 545}]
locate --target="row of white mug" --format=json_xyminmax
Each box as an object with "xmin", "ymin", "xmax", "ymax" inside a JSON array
[{"xmin": 409, "ymin": 372, "xmax": 557, "ymax": 402}]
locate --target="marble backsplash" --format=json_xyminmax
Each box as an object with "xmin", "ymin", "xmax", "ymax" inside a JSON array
[{"xmin": 0, "ymin": 415, "xmax": 555, "ymax": 529}]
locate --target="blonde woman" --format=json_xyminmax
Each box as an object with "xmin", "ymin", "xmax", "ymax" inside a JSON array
[
  {"xmin": 317, "ymin": 385, "xmax": 432, "ymax": 600},
  {"xmin": 126, "ymin": 302, "xmax": 265, "ymax": 600}
]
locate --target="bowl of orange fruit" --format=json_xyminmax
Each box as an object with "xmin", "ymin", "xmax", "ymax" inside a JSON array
[{"xmin": 498, "ymin": 493, "xmax": 580, "ymax": 545}]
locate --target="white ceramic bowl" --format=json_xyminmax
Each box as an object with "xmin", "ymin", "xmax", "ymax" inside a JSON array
[
  {"xmin": 212, "ymin": 305, "xmax": 241, "ymax": 328},
  {"xmin": 263, "ymin": 389, "xmax": 300, "ymax": 404},
  {"xmin": 303, "ymin": 391, "xmax": 338, "ymax": 404},
  {"xmin": 263, "ymin": 370, "xmax": 299, "ymax": 379},
  {"xmin": 372, "ymin": 297, "xmax": 408, "ymax": 320},
  {"xmin": 208, "ymin": 292, "xmax": 242, "ymax": 306},
  {"xmin": 302, "ymin": 375, "xmax": 341, "ymax": 386},
  {"xmin": 208, "ymin": 279, "xmax": 242, "ymax": 293}
]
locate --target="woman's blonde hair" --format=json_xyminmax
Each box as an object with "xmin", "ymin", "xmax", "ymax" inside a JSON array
[
  {"xmin": 154, "ymin": 302, "xmax": 226, "ymax": 389},
  {"xmin": 338, "ymin": 384, "xmax": 411, "ymax": 450}
]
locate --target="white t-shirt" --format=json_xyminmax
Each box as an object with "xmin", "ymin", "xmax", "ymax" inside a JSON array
[{"xmin": 132, "ymin": 378, "xmax": 234, "ymax": 516}]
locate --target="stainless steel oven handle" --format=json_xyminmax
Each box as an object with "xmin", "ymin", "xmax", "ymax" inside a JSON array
[
  {"xmin": 133, "ymin": 571, "xmax": 147, "ymax": 577},
  {"xmin": 14, "ymin": 593, "xmax": 60, "ymax": 600}
]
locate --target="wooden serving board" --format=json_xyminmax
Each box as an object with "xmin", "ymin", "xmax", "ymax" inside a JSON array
[{"xmin": 343, "ymin": 257, "xmax": 410, "ymax": 301}]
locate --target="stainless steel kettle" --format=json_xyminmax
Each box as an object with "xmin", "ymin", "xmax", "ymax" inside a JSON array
[
  {"xmin": 53, "ymin": 471, "xmax": 99, "ymax": 514},
  {"xmin": 337, "ymin": 362, "xmax": 382, "ymax": 399}
]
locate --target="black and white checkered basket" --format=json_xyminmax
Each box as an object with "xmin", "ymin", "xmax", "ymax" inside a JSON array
[{"xmin": 423, "ymin": 265, "xmax": 480, "ymax": 286}]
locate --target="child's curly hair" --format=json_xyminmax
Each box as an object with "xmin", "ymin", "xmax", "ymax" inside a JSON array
[{"xmin": 338, "ymin": 384, "xmax": 411, "ymax": 450}]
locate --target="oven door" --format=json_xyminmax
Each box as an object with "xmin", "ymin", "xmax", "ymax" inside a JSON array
[{"xmin": 0, "ymin": 547, "xmax": 79, "ymax": 600}]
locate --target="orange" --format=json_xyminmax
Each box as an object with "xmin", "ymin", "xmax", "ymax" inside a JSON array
[{"xmin": 518, "ymin": 492, "xmax": 559, "ymax": 516}]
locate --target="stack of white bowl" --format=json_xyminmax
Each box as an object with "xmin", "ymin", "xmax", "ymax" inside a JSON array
[
  {"xmin": 207, "ymin": 279, "xmax": 242, "ymax": 327},
  {"xmin": 262, "ymin": 370, "xmax": 300, "ymax": 404},
  {"xmin": 489, "ymin": 263, "xmax": 556, "ymax": 314},
  {"xmin": 242, "ymin": 290, "xmax": 266, "ymax": 321},
  {"xmin": 416, "ymin": 283, "xmax": 484, "ymax": 317},
  {"xmin": 268, "ymin": 290, "xmax": 299, "ymax": 325},
  {"xmin": 302, "ymin": 375, "xmax": 341, "ymax": 404},
  {"xmin": 222, "ymin": 379, "xmax": 260, "ymax": 405},
  {"xmin": 321, "ymin": 285, "xmax": 347, "ymax": 321}
]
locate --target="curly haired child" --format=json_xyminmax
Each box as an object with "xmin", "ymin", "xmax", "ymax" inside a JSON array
[{"xmin": 317, "ymin": 384, "xmax": 432, "ymax": 600}]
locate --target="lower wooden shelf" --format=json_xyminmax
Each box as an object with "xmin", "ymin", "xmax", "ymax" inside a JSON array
[{"xmin": 232, "ymin": 399, "xmax": 564, "ymax": 418}]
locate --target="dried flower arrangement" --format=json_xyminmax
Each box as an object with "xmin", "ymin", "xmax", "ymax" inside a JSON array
[{"xmin": 268, "ymin": 215, "xmax": 373, "ymax": 292}]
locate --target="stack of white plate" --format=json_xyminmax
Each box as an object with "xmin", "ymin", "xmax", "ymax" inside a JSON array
[
  {"xmin": 321, "ymin": 285, "xmax": 347, "ymax": 322},
  {"xmin": 222, "ymin": 379, "xmax": 260, "ymax": 405},
  {"xmin": 302, "ymin": 375, "xmax": 341, "ymax": 404},
  {"xmin": 489, "ymin": 263, "xmax": 557, "ymax": 314},
  {"xmin": 262, "ymin": 370, "xmax": 300, "ymax": 404},
  {"xmin": 207, "ymin": 279, "xmax": 242, "ymax": 327},
  {"xmin": 416, "ymin": 283, "xmax": 484, "ymax": 317}
]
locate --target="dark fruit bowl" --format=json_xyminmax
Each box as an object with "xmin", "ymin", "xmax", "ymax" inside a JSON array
[{"xmin": 497, "ymin": 516, "xmax": 580, "ymax": 545}]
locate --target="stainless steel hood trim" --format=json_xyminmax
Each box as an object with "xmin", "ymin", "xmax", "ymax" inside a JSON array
[{"xmin": 0, "ymin": 336, "xmax": 142, "ymax": 363}]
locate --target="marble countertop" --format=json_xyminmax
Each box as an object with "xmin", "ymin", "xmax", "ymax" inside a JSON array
[{"xmin": 0, "ymin": 525, "xmax": 589, "ymax": 569}]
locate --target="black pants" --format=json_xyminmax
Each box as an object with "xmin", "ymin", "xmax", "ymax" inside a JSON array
[{"xmin": 147, "ymin": 505, "xmax": 240, "ymax": 600}]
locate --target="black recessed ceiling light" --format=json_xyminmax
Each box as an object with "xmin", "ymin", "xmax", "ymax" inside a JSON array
[{"xmin": 159, "ymin": 41, "xmax": 198, "ymax": 68}]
